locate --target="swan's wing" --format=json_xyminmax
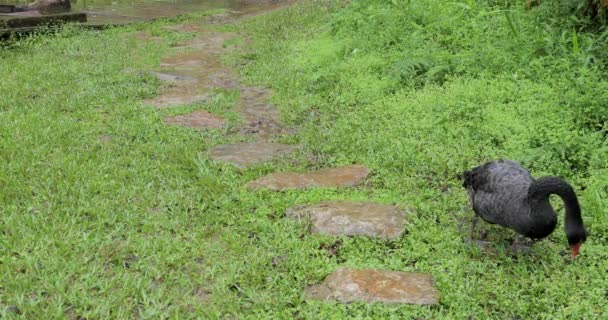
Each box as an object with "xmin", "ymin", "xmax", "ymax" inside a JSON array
[
  {"xmin": 466, "ymin": 160, "xmax": 533, "ymax": 226},
  {"xmin": 470, "ymin": 160, "xmax": 531, "ymax": 192}
]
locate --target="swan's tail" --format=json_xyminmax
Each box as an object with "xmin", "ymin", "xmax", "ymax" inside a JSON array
[{"xmin": 460, "ymin": 170, "xmax": 473, "ymax": 188}]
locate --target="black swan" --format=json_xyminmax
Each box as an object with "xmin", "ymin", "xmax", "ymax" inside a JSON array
[{"xmin": 461, "ymin": 159, "xmax": 587, "ymax": 258}]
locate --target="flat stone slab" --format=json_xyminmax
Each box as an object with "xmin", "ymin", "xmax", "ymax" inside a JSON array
[
  {"xmin": 151, "ymin": 71, "xmax": 197, "ymax": 83},
  {"xmin": 286, "ymin": 201, "xmax": 407, "ymax": 239},
  {"xmin": 144, "ymin": 91, "xmax": 211, "ymax": 109},
  {"xmin": 247, "ymin": 165, "xmax": 370, "ymax": 191},
  {"xmin": 208, "ymin": 143, "xmax": 297, "ymax": 169},
  {"xmin": 163, "ymin": 110, "xmax": 225, "ymax": 129},
  {"xmin": 306, "ymin": 268, "xmax": 439, "ymax": 305}
]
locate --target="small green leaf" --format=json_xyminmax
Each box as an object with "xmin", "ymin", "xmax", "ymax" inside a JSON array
[{"xmin": 572, "ymin": 28, "xmax": 580, "ymax": 55}]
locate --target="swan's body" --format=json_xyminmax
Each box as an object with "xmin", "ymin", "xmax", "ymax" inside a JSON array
[{"xmin": 462, "ymin": 159, "xmax": 587, "ymax": 257}]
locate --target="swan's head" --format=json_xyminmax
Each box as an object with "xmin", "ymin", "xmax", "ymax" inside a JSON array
[{"xmin": 567, "ymin": 226, "xmax": 587, "ymax": 259}]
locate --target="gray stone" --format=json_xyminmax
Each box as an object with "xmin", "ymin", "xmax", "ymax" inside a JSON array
[
  {"xmin": 247, "ymin": 165, "xmax": 370, "ymax": 191},
  {"xmin": 306, "ymin": 268, "xmax": 440, "ymax": 305},
  {"xmin": 208, "ymin": 143, "xmax": 297, "ymax": 169},
  {"xmin": 286, "ymin": 201, "xmax": 407, "ymax": 239}
]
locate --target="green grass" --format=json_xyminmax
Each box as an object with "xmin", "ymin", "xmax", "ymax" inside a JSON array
[{"xmin": 1, "ymin": 0, "xmax": 608, "ymax": 318}]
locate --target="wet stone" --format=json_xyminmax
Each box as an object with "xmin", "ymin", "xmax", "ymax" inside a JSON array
[
  {"xmin": 144, "ymin": 91, "xmax": 211, "ymax": 109},
  {"xmin": 306, "ymin": 268, "xmax": 440, "ymax": 305},
  {"xmin": 208, "ymin": 142, "xmax": 297, "ymax": 169},
  {"xmin": 151, "ymin": 71, "xmax": 198, "ymax": 83},
  {"xmin": 163, "ymin": 110, "xmax": 225, "ymax": 129},
  {"xmin": 247, "ymin": 165, "xmax": 370, "ymax": 191},
  {"xmin": 286, "ymin": 201, "xmax": 407, "ymax": 239}
]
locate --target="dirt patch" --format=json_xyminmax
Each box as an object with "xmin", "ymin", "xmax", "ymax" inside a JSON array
[
  {"xmin": 194, "ymin": 287, "xmax": 211, "ymax": 302},
  {"xmin": 163, "ymin": 110, "xmax": 226, "ymax": 129},
  {"xmin": 151, "ymin": 71, "xmax": 198, "ymax": 83},
  {"xmin": 173, "ymin": 32, "xmax": 237, "ymax": 53},
  {"xmin": 163, "ymin": 23, "xmax": 203, "ymax": 33},
  {"xmin": 204, "ymin": 0, "xmax": 297, "ymax": 24},
  {"xmin": 134, "ymin": 31, "xmax": 163, "ymax": 43},
  {"xmin": 160, "ymin": 51, "xmax": 222, "ymax": 69}
]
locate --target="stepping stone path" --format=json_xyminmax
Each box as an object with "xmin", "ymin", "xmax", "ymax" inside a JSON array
[
  {"xmin": 286, "ymin": 200, "xmax": 407, "ymax": 239},
  {"xmin": 208, "ymin": 143, "xmax": 296, "ymax": 169},
  {"xmin": 163, "ymin": 110, "xmax": 225, "ymax": 129},
  {"xmin": 306, "ymin": 268, "xmax": 440, "ymax": 305},
  {"xmin": 141, "ymin": 5, "xmax": 439, "ymax": 307},
  {"xmin": 142, "ymin": 31, "xmax": 239, "ymax": 110},
  {"xmin": 146, "ymin": 19, "xmax": 290, "ymax": 130},
  {"xmin": 247, "ymin": 165, "xmax": 370, "ymax": 191}
]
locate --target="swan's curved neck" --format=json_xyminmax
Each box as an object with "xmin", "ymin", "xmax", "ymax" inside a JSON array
[{"xmin": 528, "ymin": 177, "xmax": 583, "ymax": 234}]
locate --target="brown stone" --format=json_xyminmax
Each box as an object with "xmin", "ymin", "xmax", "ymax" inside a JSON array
[
  {"xmin": 208, "ymin": 143, "xmax": 297, "ymax": 169},
  {"xmin": 163, "ymin": 110, "xmax": 225, "ymax": 129},
  {"xmin": 306, "ymin": 268, "xmax": 440, "ymax": 305},
  {"xmin": 286, "ymin": 201, "xmax": 407, "ymax": 239},
  {"xmin": 247, "ymin": 165, "xmax": 370, "ymax": 191}
]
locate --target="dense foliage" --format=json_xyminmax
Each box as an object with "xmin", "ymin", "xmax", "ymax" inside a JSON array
[{"xmin": 238, "ymin": 0, "xmax": 608, "ymax": 317}]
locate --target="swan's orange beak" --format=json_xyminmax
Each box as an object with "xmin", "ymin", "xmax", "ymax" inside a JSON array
[{"xmin": 570, "ymin": 241, "xmax": 582, "ymax": 259}]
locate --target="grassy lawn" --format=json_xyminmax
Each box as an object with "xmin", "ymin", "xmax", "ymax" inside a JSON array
[{"xmin": 1, "ymin": 0, "xmax": 608, "ymax": 318}]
